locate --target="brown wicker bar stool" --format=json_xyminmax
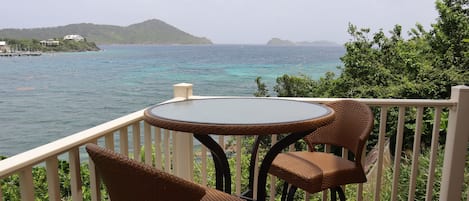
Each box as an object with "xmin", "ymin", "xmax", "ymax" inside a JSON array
[
  {"xmin": 269, "ymin": 100, "xmax": 373, "ymax": 201},
  {"xmin": 86, "ymin": 143, "xmax": 244, "ymax": 201}
]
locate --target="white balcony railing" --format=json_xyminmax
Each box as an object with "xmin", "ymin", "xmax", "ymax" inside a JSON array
[{"xmin": 0, "ymin": 83, "xmax": 468, "ymax": 201}]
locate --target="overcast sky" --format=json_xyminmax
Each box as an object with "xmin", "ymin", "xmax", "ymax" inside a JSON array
[{"xmin": 1, "ymin": 0, "xmax": 439, "ymax": 44}]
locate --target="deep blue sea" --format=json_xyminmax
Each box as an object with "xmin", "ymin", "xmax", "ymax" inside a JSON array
[{"xmin": 0, "ymin": 45, "xmax": 345, "ymax": 156}]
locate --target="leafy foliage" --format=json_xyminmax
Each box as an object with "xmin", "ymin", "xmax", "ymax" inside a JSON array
[
  {"xmin": 430, "ymin": 0, "xmax": 469, "ymax": 72},
  {"xmin": 254, "ymin": 77, "xmax": 270, "ymax": 97},
  {"xmin": 0, "ymin": 159, "xmax": 108, "ymax": 201},
  {"xmin": 0, "ymin": 38, "xmax": 100, "ymax": 52},
  {"xmin": 365, "ymin": 146, "xmax": 469, "ymax": 201},
  {"xmin": 257, "ymin": 0, "xmax": 469, "ymax": 100},
  {"xmin": 255, "ymin": 0, "xmax": 468, "ymax": 151}
]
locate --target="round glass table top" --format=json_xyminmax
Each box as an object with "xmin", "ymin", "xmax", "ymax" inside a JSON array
[{"xmin": 144, "ymin": 98, "xmax": 335, "ymax": 135}]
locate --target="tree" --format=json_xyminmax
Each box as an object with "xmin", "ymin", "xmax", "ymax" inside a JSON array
[
  {"xmin": 273, "ymin": 74, "xmax": 314, "ymax": 97},
  {"xmin": 253, "ymin": 77, "xmax": 270, "ymax": 97},
  {"xmin": 263, "ymin": 0, "xmax": 468, "ymax": 100},
  {"xmin": 430, "ymin": 0, "xmax": 469, "ymax": 72},
  {"xmin": 255, "ymin": 0, "xmax": 469, "ymax": 152}
]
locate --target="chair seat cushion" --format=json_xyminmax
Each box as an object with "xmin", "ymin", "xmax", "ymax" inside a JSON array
[{"xmin": 269, "ymin": 151, "xmax": 366, "ymax": 193}]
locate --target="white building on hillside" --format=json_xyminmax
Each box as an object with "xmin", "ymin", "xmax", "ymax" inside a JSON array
[
  {"xmin": 64, "ymin": 35, "xmax": 85, "ymax": 41},
  {"xmin": 0, "ymin": 41, "xmax": 9, "ymax": 52},
  {"xmin": 40, "ymin": 39, "xmax": 60, "ymax": 46}
]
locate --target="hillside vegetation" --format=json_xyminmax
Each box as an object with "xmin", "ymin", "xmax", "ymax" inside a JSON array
[
  {"xmin": 0, "ymin": 19, "xmax": 212, "ymax": 45},
  {"xmin": 1, "ymin": 38, "xmax": 100, "ymax": 52}
]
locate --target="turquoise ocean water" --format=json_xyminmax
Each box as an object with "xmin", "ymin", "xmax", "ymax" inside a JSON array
[{"xmin": 0, "ymin": 45, "xmax": 345, "ymax": 156}]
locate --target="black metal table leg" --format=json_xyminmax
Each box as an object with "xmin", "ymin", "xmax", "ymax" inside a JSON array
[
  {"xmin": 241, "ymin": 135, "xmax": 264, "ymax": 198},
  {"xmin": 256, "ymin": 129, "xmax": 316, "ymax": 201},
  {"xmin": 210, "ymin": 149, "xmax": 224, "ymax": 191},
  {"xmin": 194, "ymin": 129, "xmax": 315, "ymax": 201},
  {"xmin": 194, "ymin": 134, "xmax": 232, "ymax": 194}
]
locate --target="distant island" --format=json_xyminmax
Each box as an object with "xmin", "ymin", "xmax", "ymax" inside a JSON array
[
  {"xmin": 267, "ymin": 38, "xmax": 296, "ymax": 46},
  {"xmin": 0, "ymin": 19, "xmax": 212, "ymax": 45},
  {"xmin": 267, "ymin": 38, "xmax": 340, "ymax": 46}
]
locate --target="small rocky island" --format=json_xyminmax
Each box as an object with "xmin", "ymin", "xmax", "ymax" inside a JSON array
[
  {"xmin": 266, "ymin": 38, "xmax": 296, "ymax": 46},
  {"xmin": 266, "ymin": 38, "xmax": 340, "ymax": 46}
]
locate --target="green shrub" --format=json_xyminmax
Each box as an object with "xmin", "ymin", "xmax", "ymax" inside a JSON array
[{"xmin": 0, "ymin": 159, "xmax": 108, "ymax": 201}]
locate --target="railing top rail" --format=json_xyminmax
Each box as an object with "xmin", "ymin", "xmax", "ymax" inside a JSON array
[
  {"xmin": 191, "ymin": 96, "xmax": 457, "ymax": 107},
  {"xmin": 0, "ymin": 109, "xmax": 145, "ymax": 177},
  {"xmin": 284, "ymin": 97, "xmax": 456, "ymax": 107}
]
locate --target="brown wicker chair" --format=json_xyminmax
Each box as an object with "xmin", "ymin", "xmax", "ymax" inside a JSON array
[
  {"xmin": 85, "ymin": 143, "xmax": 243, "ymax": 201},
  {"xmin": 269, "ymin": 100, "xmax": 373, "ymax": 201}
]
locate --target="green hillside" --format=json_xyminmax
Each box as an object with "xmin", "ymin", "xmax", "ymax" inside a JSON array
[{"xmin": 0, "ymin": 19, "xmax": 212, "ymax": 45}]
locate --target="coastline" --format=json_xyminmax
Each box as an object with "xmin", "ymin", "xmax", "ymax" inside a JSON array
[{"xmin": 0, "ymin": 51, "xmax": 42, "ymax": 57}]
